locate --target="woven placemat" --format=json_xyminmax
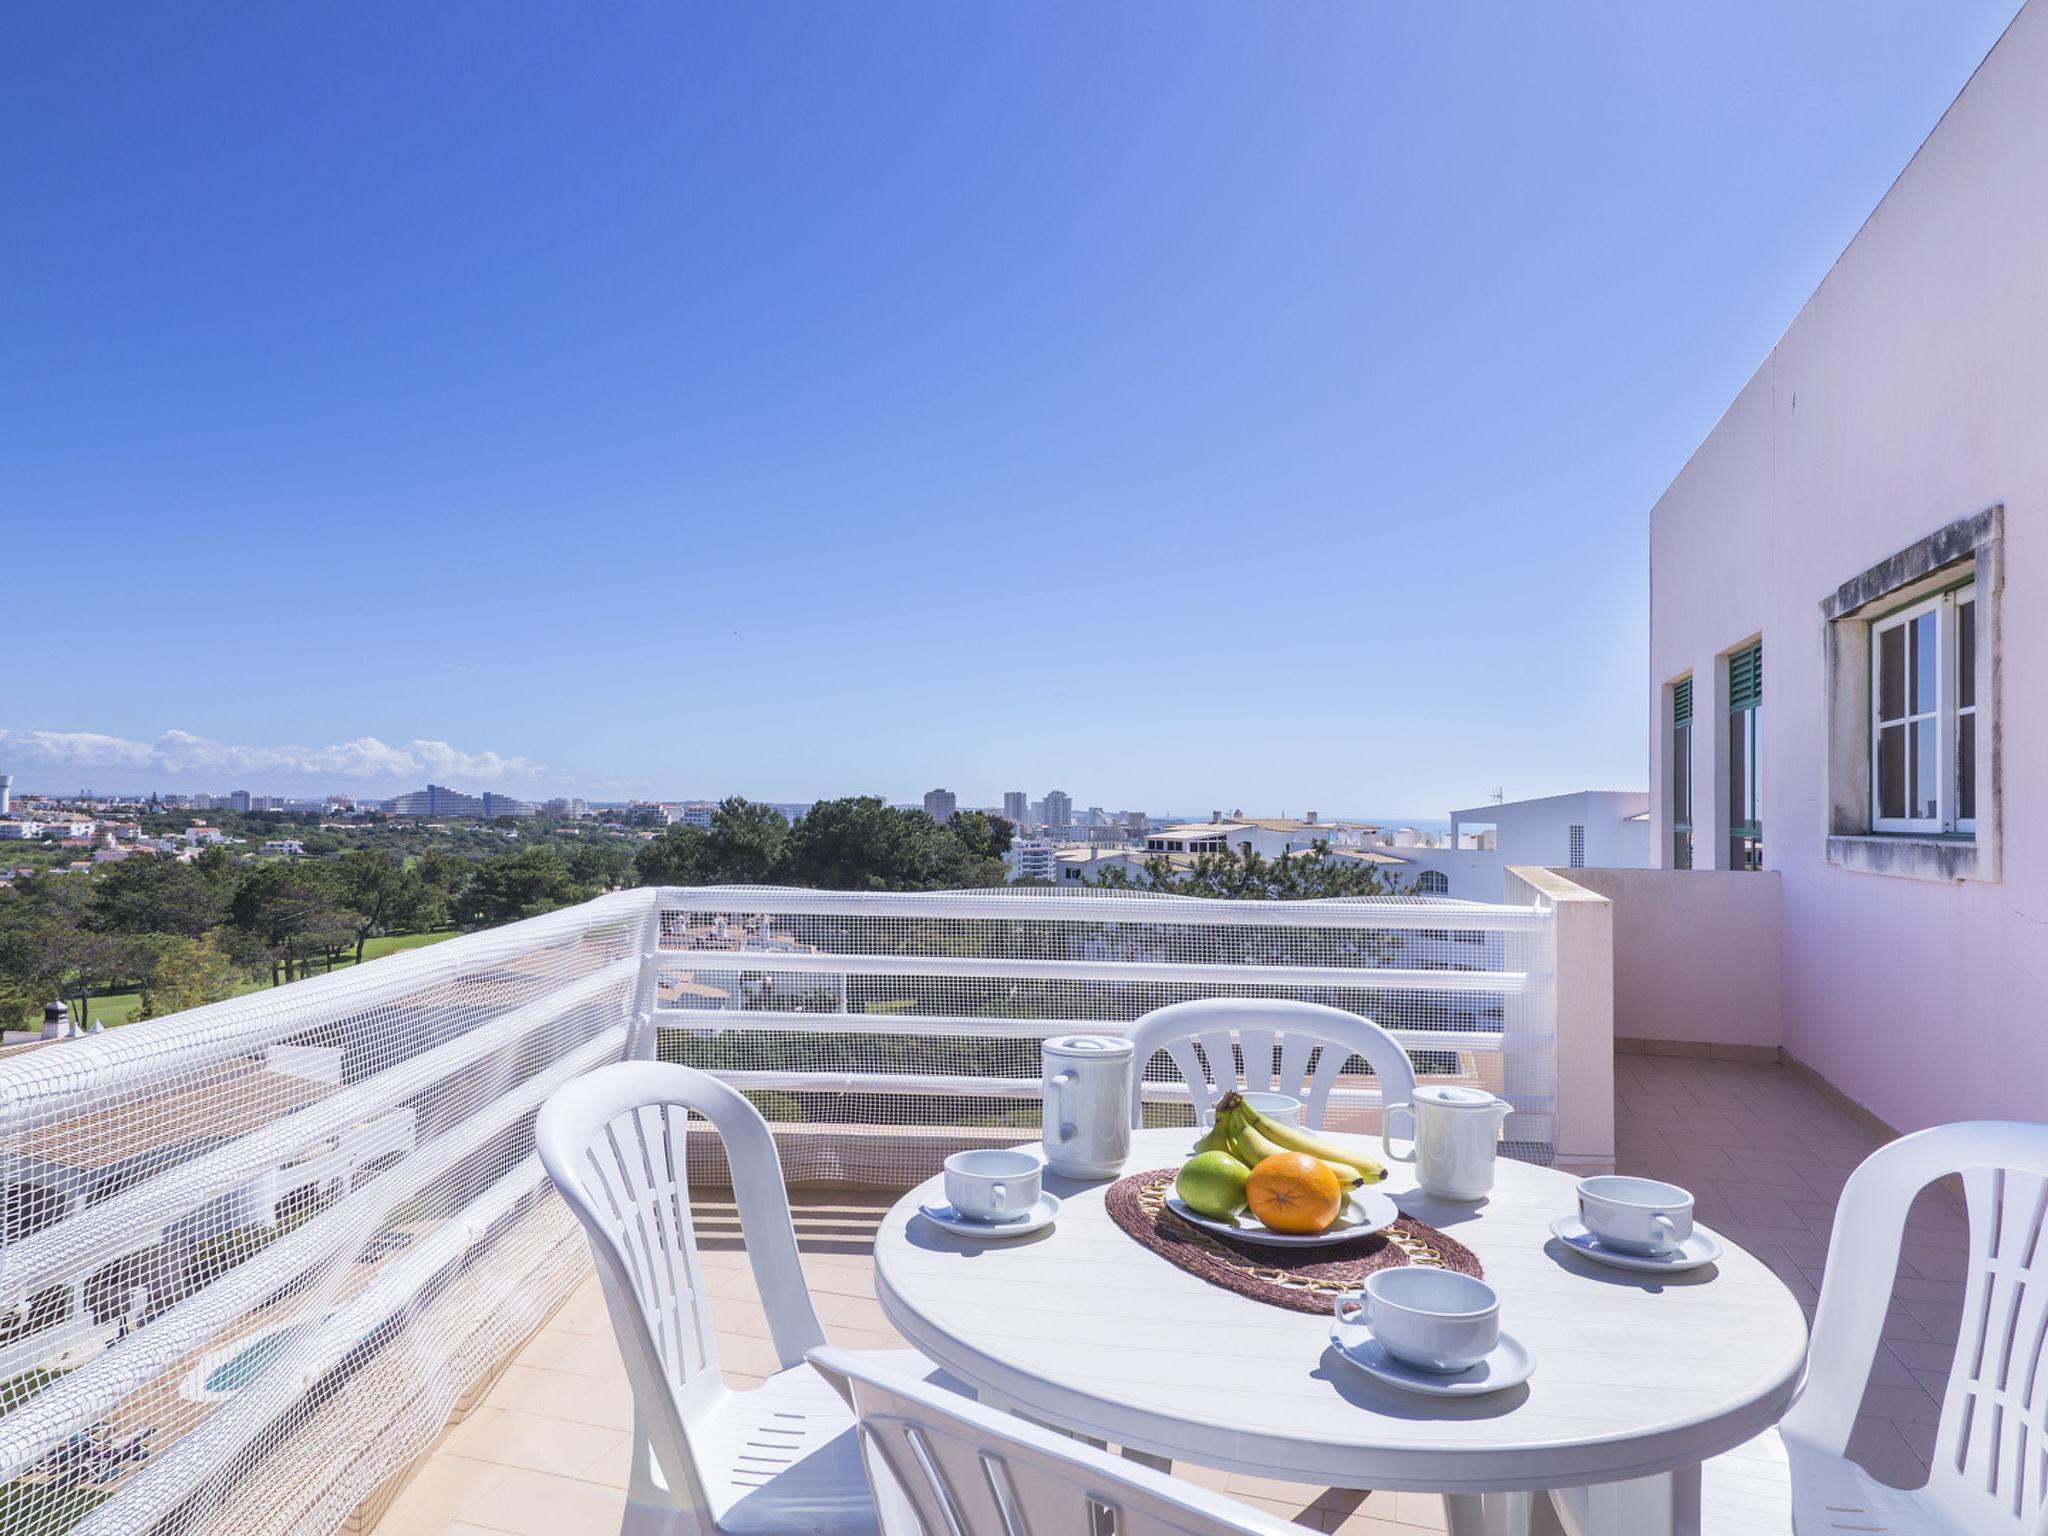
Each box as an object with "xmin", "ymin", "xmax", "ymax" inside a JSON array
[{"xmin": 1104, "ymin": 1168, "xmax": 1482, "ymax": 1316}]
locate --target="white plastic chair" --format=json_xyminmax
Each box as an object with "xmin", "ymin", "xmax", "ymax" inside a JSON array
[
  {"xmin": 808, "ymin": 1345, "xmax": 1308, "ymax": 1536},
  {"xmin": 1692, "ymin": 1119, "xmax": 2048, "ymax": 1536},
  {"xmin": 1125, "ymin": 997, "xmax": 1419, "ymax": 1131},
  {"xmin": 537, "ymin": 1061, "xmax": 909, "ymax": 1536}
]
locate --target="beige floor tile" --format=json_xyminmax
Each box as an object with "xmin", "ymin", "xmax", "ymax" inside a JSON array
[
  {"xmin": 438, "ymin": 1406, "xmax": 629, "ymax": 1481},
  {"xmin": 452, "ymin": 1464, "xmax": 629, "ymax": 1535},
  {"xmin": 371, "ymin": 1450, "xmax": 516, "ymax": 1535}
]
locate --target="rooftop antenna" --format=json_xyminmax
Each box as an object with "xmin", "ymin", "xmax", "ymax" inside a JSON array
[{"xmin": 1491, "ymin": 787, "xmax": 1504, "ymax": 804}]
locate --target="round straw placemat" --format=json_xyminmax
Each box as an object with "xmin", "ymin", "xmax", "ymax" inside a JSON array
[{"xmin": 1104, "ymin": 1168, "xmax": 1483, "ymax": 1316}]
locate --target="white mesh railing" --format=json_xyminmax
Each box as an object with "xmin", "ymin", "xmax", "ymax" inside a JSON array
[{"xmin": 0, "ymin": 883, "xmax": 1554, "ymax": 1536}]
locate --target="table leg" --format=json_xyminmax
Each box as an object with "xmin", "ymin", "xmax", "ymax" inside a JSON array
[
  {"xmin": 1443, "ymin": 1491, "xmax": 1533, "ymax": 1536},
  {"xmin": 1545, "ymin": 1465, "xmax": 1701, "ymax": 1536}
]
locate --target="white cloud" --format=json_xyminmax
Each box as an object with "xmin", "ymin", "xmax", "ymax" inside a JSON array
[{"xmin": 0, "ymin": 728, "xmax": 547, "ymax": 791}]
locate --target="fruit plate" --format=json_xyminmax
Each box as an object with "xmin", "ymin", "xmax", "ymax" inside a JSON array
[{"xmin": 1165, "ymin": 1186, "xmax": 1399, "ymax": 1248}]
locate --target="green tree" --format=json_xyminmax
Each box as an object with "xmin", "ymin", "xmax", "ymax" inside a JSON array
[
  {"xmin": 332, "ymin": 850, "xmax": 431, "ymax": 964},
  {"xmin": 565, "ymin": 837, "xmax": 635, "ymax": 891},
  {"xmin": 230, "ymin": 863, "xmax": 356, "ymax": 984},
  {"xmin": 783, "ymin": 798, "xmax": 988, "ymax": 890},
  {"xmin": 455, "ymin": 848, "xmax": 588, "ymax": 927},
  {"xmin": 141, "ymin": 935, "xmax": 244, "ymax": 1017},
  {"xmin": 90, "ymin": 849, "xmax": 235, "ymax": 939},
  {"xmin": 635, "ymin": 824, "xmax": 711, "ymax": 886},
  {"xmin": 703, "ymin": 798, "xmax": 791, "ymax": 882},
  {"xmin": 950, "ymin": 811, "xmax": 1014, "ymax": 864}
]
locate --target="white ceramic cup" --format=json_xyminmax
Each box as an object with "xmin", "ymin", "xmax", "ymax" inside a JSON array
[
  {"xmin": 1202, "ymin": 1091, "xmax": 1303, "ymax": 1127},
  {"xmin": 1577, "ymin": 1175, "xmax": 1694, "ymax": 1256},
  {"xmin": 1333, "ymin": 1266, "xmax": 1501, "ymax": 1373},
  {"xmin": 944, "ymin": 1149, "xmax": 1043, "ymax": 1224}
]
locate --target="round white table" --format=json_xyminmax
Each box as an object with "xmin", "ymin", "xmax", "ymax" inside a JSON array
[{"xmin": 873, "ymin": 1129, "xmax": 1808, "ymax": 1536}]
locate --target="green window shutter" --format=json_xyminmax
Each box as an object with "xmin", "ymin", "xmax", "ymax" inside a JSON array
[
  {"xmin": 1672, "ymin": 676, "xmax": 1692, "ymax": 727},
  {"xmin": 1728, "ymin": 643, "xmax": 1762, "ymax": 712}
]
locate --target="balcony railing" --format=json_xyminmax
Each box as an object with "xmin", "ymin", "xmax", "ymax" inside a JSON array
[{"xmin": 0, "ymin": 883, "xmax": 1569, "ymax": 1536}]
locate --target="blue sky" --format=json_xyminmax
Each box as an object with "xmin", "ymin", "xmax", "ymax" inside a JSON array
[{"xmin": 1, "ymin": 3, "xmax": 2023, "ymax": 815}]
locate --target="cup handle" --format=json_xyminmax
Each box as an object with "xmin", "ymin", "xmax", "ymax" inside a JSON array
[
  {"xmin": 991, "ymin": 1182, "xmax": 1007, "ymax": 1215},
  {"xmin": 1382, "ymin": 1103, "xmax": 1418, "ymax": 1163},
  {"xmin": 1651, "ymin": 1213, "xmax": 1677, "ymax": 1247},
  {"xmin": 1333, "ymin": 1292, "xmax": 1371, "ymax": 1328},
  {"xmin": 1050, "ymin": 1069, "xmax": 1077, "ymax": 1145}
]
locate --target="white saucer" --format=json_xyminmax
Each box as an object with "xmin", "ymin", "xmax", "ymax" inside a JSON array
[
  {"xmin": 1550, "ymin": 1214, "xmax": 1724, "ymax": 1273},
  {"xmin": 1165, "ymin": 1186, "xmax": 1399, "ymax": 1249},
  {"xmin": 1329, "ymin": 1320, "xmax": 1535, "ymax": 1397},
  {"xmin": 918, "ymin": 1193, "xmax": 1061, "ymax": 1239}
]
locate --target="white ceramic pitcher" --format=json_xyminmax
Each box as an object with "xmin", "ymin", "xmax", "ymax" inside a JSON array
[
  {"xmin": 1381, "ymin": 1085, "xmax": 1513, "ymax": 1201},
  {"xmin": 1041, "ymin": 1035, "xmax": 1134, "ymax": 1179}
]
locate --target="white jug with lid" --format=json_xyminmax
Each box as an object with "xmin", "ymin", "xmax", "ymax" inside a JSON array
[
  {"xmin": 1041, "ymin": 1035, "xmax": 1134, "ymax": 1179},
  {"xmin": 1381, "ymin": 1085, "xmax": 1513, "ymax": 1201}
]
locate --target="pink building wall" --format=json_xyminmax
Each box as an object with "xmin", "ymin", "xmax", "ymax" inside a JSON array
[{"xmin": 1647, "ymin": 3, "xmax": 2047, "ymax": 1132}]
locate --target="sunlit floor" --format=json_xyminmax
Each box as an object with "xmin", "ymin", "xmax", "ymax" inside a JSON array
[{"xmin": 373, "ymin": 1053, "xmax": 1969, "ymax": 1535}]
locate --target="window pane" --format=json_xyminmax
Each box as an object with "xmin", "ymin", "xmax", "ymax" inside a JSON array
[
  {"xmin": 1910, "ymin": 716, "xmax": 1939, "ymax": 819},
  {"xmin": 1727, "ymin": 710, "xmax": 1747, "ymax": 825},
  {"xmin": 1910, "ymin": 612, "xmax": 1938, "ymax": 714},
  {"xmin": 1958, "ymin": 713, "xmax": 1976, "ymax": 822},
  {"xmin": 1878, "ymin": 623, "xmax": 1905, "ymax": 722},
  {"xmin": 1671, "ymin": 722, "xmax": 1691, "ymax": 823},
  {"xmin": 1957, "ymin": 598, "xmax": 1976, "ymax": 709},
  {"xmin": 1878, "ymin": 724, "xmax": 1905, "ymax": 819}
]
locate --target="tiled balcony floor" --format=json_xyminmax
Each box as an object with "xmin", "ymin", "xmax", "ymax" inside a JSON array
[{"xmin": 373, "ymin": 1053, "xmax": 1971, "ymax": 1536}]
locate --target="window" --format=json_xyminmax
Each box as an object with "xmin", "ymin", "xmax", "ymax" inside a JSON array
[
  {"xmin": 1727, "ymin": 642, "xmax": 1762, "ymax": 870},
  {"xmin": 1820, "ymin": 507, "xmax": 1998, "ymax": 882},
  {"xmin": 1567, "ymin": 825, "xmax": 1585, "ymax": 868},
  {"xmin": 1416, "ymin": 870, "xmax": 1450, "ymax": 895},
  {"xmin": 1670, "ymin": 676, "xmax": 1693, "ymax": 869},
  {"xmin": 1871, "ymin": 584, "xmax": 1975, "ymax": 834}
]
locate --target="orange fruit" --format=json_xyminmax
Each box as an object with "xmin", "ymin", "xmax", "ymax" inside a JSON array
[{"xmin": 1245, "ymin": 1152, "xmax": 1342, "ymax": 1234}]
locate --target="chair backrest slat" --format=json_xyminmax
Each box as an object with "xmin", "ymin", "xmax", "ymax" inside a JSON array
[{"xmin": 1126, "ymin": 997, "xmax": 1420, "ymax": 1133}]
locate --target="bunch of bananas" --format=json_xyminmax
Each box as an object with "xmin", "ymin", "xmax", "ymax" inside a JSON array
[{"xmin": 1193, "ymin": 1089, "xmax": 1388, "ymax": 1189}]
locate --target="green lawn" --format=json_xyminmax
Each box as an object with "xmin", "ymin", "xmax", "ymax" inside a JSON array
[{"xmin": 76, "ymin": 929, "xmax": 460, "ymax": 1027}]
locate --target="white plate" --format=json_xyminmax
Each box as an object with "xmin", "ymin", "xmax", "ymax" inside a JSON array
[
  {"xmin": 1165, "ymin": 1186, "xmax": 1398, "ymax": 1249},
  {"xmin": 1550, "ymin": 1213, "xmax": 1724, "ymax": 1273},
  {"xmin": 918, "ymin": 1193, "xmax": 1061, "ymax": 1239},
  {"xmin": 1328, "ymin": 1321, "xmax": 1535, "ymax": 1397}
]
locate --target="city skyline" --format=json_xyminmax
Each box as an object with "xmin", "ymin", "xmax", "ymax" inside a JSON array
[{"xmin": 5, "ymin": 5, "xmax": 2024, "ymax": 811}]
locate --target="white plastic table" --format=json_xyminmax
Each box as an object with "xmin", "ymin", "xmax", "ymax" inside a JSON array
[{"xmin": 873, "ymin": 1129, "xmax": 1808, "ymax": 1536}]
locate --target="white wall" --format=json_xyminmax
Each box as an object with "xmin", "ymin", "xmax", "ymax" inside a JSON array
[
  {"xmin": 1647, "ymin": 3, "xmax": 2047, "ymax": 1131},
  {"xmin": 1560, "ymin": 868, "xmax": 1783, "ymax": 1053},
  {"xmin": 1452, "ymin": 791, "xmax": 1649, "ymax": 871}
]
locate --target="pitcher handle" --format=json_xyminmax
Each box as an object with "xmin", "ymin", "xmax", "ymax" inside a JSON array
[
  {"xmin": 1382, "ymin": 1102, "xmax": 1418, "ymax": 1164},
  {"xmin": 1050, "ymin": 1069, "xmax": 1077, "ymax": 1147}
]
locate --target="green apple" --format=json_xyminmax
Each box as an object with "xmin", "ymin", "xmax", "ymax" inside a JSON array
[{"xmin": 1176, "ymin": 1151, "xmax": 1252, "ymax": 1220}]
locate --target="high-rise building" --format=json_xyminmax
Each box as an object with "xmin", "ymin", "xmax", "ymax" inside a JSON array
[
  {"xmin": 228, "ymin": 790, "xmax": 253, "ymax": 813},
  {"xmin": 923, "ymin": 788, "xmax": 958, "ymax": 823},
  {"xmin": 386, "ymin": 784, "xmax": 535, "ymax": 818},
  {"xmin": 1041, "ymin": 789, "xmax": 1073, "ymax": 832},
  {"xmin": 0, "ymin": 774, "xmax": 10, "ymax": 817},
  {"xmin": 1002, "ymin": 791, "xmax": 1029, "ymax": 826}
]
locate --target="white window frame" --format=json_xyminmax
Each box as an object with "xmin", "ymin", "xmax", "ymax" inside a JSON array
[
  {"xmin": 1955, "ymin": 590, "xmax": 1978, "ymax": 836},
  {"xmin": 1869, "ymin": 584, "xmax": 1972, "ymax": 835}
]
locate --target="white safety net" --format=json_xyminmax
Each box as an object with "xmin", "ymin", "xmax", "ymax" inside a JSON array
[
  {"xmin": 0, "ymin": 883, "xmax": 1554, "ymax": 1536},
  {"xmin": 650, "ymin": 886, "xmax": 1556, "ymax": 1185},
  {"xmin": 0, "ymin": 891, "xmax": 648, "ymax": 1536}
]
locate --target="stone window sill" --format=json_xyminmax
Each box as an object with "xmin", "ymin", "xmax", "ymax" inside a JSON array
[{"xmin": 1826, "ymin": 834, "xmax": 1992, "ymax": 884}]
